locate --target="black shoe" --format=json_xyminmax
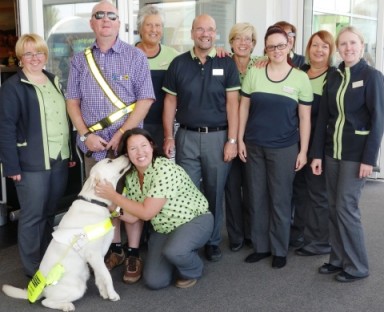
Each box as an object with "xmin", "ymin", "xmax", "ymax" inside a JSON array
[
  {"xmin": 295, "ymin": 248, "xmax": 318, "ymax": 256},
  {"xmin": 244, "ymin": 252, "xmax": 271, "ymax": 263},
  {"xmin": 318, "ymin": 263, "xmax": 343, "ymax": 274},
  {"xmin": 272, "ymin": 256, "xmax": 286, "ymax": 269},
  {"xmin": 335, "ymin": 271, "xmax": 368, "ymax": 283},
  {"xmin": 244, "ymin": 238, "xmax": 252, "ymax": 247},
  {"xmin": 289, "ymin": 238, "xmax": 305, "ymax": 248},
  {"xmin": 230, "ymin": 241, "xmax": 244, "ymax": 252},
  {"xmin": 205, "ymin": 245, "xmax": 222, "ymax": 262}
]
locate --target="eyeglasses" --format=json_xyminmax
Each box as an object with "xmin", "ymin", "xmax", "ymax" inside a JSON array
[
  {"xmin": 265, "ymin": 43, "xmax": 288, "ymax": 52},
  {"xmin": 233, "ymin": 36, "xmax": 253, "ymax": 44},
  {"xmin": 93, "ymin": 11, "xmax": 119, "ymax": 21},
  {"xmin": 287, "ymin": 32, "xmax": 296, "ymax": 37},
  {"xmin": 22, "ymin": 52, "xmax": 45, "ymax": 60},
  {"xmin": 194, "ymin": 27, "xmax": 216, "ymax": 35}
]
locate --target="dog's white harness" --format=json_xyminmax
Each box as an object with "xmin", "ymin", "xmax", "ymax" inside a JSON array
[{"xmin": 27, "ymin": 217, "xmax": 114, "ymax": 303}]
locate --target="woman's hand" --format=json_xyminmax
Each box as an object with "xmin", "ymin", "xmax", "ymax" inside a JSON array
[
  {"xmin": 95, "ymin": 179, "xmax": 116, "ymax": 201},
  {"xmin": 311, "ymin": 159, "xmax": 322, "ymax": 175},
  {"xmin": 8, "ymin": 174, "xmax": 21, "ymax": 182},
  {"xmin": 238, "ymin": 140, "xmax": 247, "ymax": 163},
  {"xmin": 359, "ymin": 163, "xmax": 373, "ymax": 179}
]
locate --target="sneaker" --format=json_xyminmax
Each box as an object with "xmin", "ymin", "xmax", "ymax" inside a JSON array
[
  {"xmin": 104, "ymin": 249, "xmax": 125, "ymax": 271},
  {"xmin": 335, "ymin": 271, "xmax": 368, "ymax": 283},
  {"xmin": 318, "ymin": 263, "xmax": 343, "ymax": 274},
  {"xmin": 175, "ymin": 278, "xmax": 197, "ymax": 289},
  {"xmin": 123, "ymin": 256, "xmax": 143, "ymax": 284},
  {"xmin": 205, "ymin": 245, "xmax": 222, "ymax": 262}
]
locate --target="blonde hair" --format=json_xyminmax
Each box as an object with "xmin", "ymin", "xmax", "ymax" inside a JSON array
[
  {"xmin": 15, "ymin": 33, "xmax": 49, "ymax": 60},
  {"xmin": 336, "ymin": 26, "xmax": 365, "ymax": 46},
  {"xmin": 228, "ymin": 23, "xmax": 257, "ymax": 45}
]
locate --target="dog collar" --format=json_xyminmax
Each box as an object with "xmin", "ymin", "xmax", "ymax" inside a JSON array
[{"xmin": 77, "ymin": 195, "xmax": 109, "ymax": 208}]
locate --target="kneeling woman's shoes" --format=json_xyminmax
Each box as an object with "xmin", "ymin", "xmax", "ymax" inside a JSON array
[
  {"xmin": 175, "ymin": 278, "xmax": 197, "ymax": 289},
  {"xmin": 335, "ymin": 271, "xmax": 368, "ymax": 283}
]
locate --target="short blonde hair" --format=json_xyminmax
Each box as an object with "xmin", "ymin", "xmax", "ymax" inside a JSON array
[
  {"xmin": 228, "ymin": 22, "xmax": 257, "ymax": 46},
  {"xmin": 15, "ymin": 33, "xmax": 48, "ymax": 60}
]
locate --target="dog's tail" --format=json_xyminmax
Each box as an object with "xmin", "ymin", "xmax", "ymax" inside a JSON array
[{"xmin": 2, "ymin": 284, "xmax": 28, "ymax": 300}]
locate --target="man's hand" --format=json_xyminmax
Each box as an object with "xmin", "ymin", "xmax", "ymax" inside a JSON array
[{"xmin": 223, "ymin": 141, "xmax": 237, "ymax": 162}]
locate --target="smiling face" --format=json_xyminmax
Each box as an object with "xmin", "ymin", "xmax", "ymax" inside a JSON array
[
  {"xmin": 140, "ymin": 14, "xmax": 163, "ymax": 45},
  {"xmin": 309, "ymin": 35, "xmax": 330, "ymax": 67},
  {"xmin": 337, "ymin": 30, "xmax": 363, "ymax": 67},
  {"xmin": 90, "ymin": 1, "xmax": 120, "ymax": 40},
  {"xmin": 230, "ymin": 30, "xmax": 254, "ymax": 58},
  {"xmin": 21, "ymin": 41, "xmax": 47, "ymax": 75},
  {"xmin": 265, "ymin": 33, "xmax": 289, "ymax": 64},
  {"xmin": 191, "ymin": 14, "xmax": 216, "ymax": 53},
  {"xmin": 126, "ymin": 134, "xmax": 154, "ymax": 173}
]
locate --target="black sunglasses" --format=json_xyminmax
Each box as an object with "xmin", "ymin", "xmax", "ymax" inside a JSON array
[{"xmin": 93, "ymin": 11, "xmax": 119, "ymax": 21}]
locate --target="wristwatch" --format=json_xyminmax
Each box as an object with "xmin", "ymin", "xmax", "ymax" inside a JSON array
[
  {"xmin": 80, "ymin": 131, "xmax": 92, "ymax": 142},
  {"xmin": 227, "ymin": 138, "xmax": 237, "ymax": 144}
]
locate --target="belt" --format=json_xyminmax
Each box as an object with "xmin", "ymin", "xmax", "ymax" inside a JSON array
[{"xmin": 179, "ymin": 124, "xmax": 228, "ymax": 133}]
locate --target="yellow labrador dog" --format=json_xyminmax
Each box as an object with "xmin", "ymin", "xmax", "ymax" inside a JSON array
[{"xmin": 2, "ymin": 155, "xmax": 130, "ymax": 311}]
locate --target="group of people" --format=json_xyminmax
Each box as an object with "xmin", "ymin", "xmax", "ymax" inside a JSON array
[{"xmin": 0, "ymin": 0, "xmax": 383, "ymax": 291}]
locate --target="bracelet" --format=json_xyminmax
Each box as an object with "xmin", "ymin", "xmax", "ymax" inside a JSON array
[
  {"xmin": 164, "ymin": 137, "xmax": 174, "ymax": 141},
  {"xmin": 119, "ymin": 128, "xmax": 125, "ymax": 135}
]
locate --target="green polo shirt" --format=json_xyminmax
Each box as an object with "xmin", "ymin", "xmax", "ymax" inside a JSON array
[
  {"xmin": 123, "ymin": 157, "xmax": 209, "ymax": 234},
  {"xmin": 34, "ymin": 81, "xmax": 70, "ymax": 160},
  {"xmin": 162, "ymin": 48, "xmax": 240, "ymax": 127},
  {"xmin": 140, "ymin": 44, "xmax": 179, "ymax": 124}
]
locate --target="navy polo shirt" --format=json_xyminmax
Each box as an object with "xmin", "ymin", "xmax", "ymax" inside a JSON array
[{"xmin": 162, "ymin": 48, "xmax": 240, "ymax": 127}]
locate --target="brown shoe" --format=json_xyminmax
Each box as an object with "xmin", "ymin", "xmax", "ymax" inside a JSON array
[
  {"xmin": 123, "ymin": 256, "xmax": 143, "ymax": 284},
  {"xmin": 175, "ymin": 278, "xmax": 197, "ymax": 289},
  {"xmin": 104, "ymin": 249, "xmax": 125, "ymax": 271}
]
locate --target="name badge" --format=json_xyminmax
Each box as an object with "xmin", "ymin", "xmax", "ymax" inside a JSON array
[
  {"xmin": 283, "ymin": 86, "xmax": 295, "ymax": 94},
  {"xmin": 352, "ymin": 80, "xmax": 364, "ymax": 88},
  {"xmin": 213, "ymin": 68, "xmax": 224, "ymax": 76}
]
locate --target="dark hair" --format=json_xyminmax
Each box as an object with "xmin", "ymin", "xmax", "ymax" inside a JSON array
[
  {"xmin": 264, "ymin": 25, "xmax": 295, "ymax": 67},
  {"xmin": 118, "ymin": 127, "xmax": 165, "ymax": 159}
]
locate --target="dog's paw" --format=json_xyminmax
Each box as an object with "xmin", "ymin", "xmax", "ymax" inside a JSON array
[
  {"xmin": 99, "ymin": 289, "xmax": 108, "ymax": 299},
  {"xmin": 62, "ymin": 303, "xmax": 76, "ymax": 312},
  {"xmin": 42, "ymin": 299, "xmax": 75, "ymax": 311},
  {"xmin": 108, "ymin": 291, "xmax": 120, "ymax": 301}
]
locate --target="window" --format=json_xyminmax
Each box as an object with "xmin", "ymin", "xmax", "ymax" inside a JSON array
[
  {"xmin": 141, "ymin": 1, "xmax": 236, "ymax": 52},
  {"xmin": 305, "ymin": 0, "xmax": 378, "ymax": 66}
]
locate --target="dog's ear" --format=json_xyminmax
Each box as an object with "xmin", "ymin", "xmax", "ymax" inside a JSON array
[{"xmin": 79, "ymin": 171, "xmax": 101, "ymax": 194}]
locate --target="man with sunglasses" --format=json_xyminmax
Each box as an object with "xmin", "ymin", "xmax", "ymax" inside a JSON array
[{"xmin": 66, "ymin": 0, "xmax": 155, "ymax": 285}]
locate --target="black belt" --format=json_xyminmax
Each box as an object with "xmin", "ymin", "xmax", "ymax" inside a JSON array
[{"xmin": 179, "ymin": 124, "xmax": 228, "ymax": 133}]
